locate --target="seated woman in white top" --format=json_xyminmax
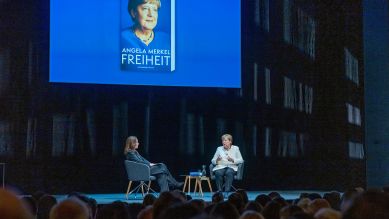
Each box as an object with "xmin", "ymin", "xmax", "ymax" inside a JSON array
[{"xmin": 211, "ymin": 134, "xmax": 244, "ymax": 192}]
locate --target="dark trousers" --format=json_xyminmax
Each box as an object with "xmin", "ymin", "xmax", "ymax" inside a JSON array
[
  {"xmin": 214, "ymin": 167, "xmax": 236, "ymax": 192},
  {"xmin": 150, "ymin": 163, "xmax": 178, "ymax": 192}
]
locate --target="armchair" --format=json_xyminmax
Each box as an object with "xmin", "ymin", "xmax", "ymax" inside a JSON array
[
  {"xmin": 124, "ymin": 160, "xmax": 156, "ymax": 199},
  {"xmin": 209, "ymin": 162, "xmax": 244, "ymax": 191}
]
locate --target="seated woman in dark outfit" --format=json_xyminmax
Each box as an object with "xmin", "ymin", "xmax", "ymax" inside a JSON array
[{"xmin": 124, "ymin": 136, "xmax": 183, "ymax": 192}]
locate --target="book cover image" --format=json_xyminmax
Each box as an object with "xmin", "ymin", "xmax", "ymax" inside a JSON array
[{"xmin": 120, "ymin": 0, "xmax": 175, "ymax": 72}]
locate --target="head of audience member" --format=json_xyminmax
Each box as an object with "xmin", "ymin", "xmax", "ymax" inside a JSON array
[
  {"xmin": 0, "ymin": 189, "xmax": 33, "ymax": 219},
  {"xmin": 280, "ymin": 205, "xmax": 304, "ymax": 219},
  {"xmin": 236, "ymin": 189, "xmax": 249, "ymax": 205},
  {"xmin": 314, "ymin": 208, "xmax": 341, "ymax": 219},
  {"xmin": 239, "ymin": 210, "xmax": 265, "ymax": 219},
  {"xmin": 342, "ymin": 189, "xmax": 389, "ymax": 219},
  {"xmin": 190, "ymin": 214, "xmax": 214, "ymax": 219},
  {"xmin": 254, "ymin": 194, "xmax": 271, "ymax": 207},
  {"xmin": 228, "ymin": 192, "xmax": 245, "ymax": 213},
  {"xmin": 307, "ymin": 193, "xmax": 322, "ymax": 201},
  {"xmin": 244, "ymin": 201, "xmax": 263, "ymax": 213},
  {"xmin": 37, "ymin": 194, "xmax": 58, "ymax": 219},
  {"xmin": 307, "ymin": 199, "xmax": 330, "ymax": 216},
  {"xmin": 138, "ymin": 205, "xmax": 153, "ymax": 219},
  {"xmin": 152, "ymin": 191, "xmax": 183, "ymax": 219},
  {"xmin": 204, "ymin": 203, "xmax": 215, "ymax": 215},
  {"xmin": 159, "ymin": 202, "xmax": 201, "ymax": 219},
  {"xmin": 21, "ymin": 196, "xmax": 38, "ymax": 216},
  {"xmin": 210, "ymin": 201, "xmax": 240, "ymax": 219},
  {"xmin": 170, "ymin": 190, "xmax": 187, "ymax": 202},
  {"xmin": 49, "ymin": 197, "xmax": 89, "ymax": 219},
  {"xmin": 323, "ymin": 192, "xmax": 341, "ymax": 210},
  {"xmin": 296, "ymin": 198, "xmax": 311, "ymax": 213},
  {"xmin": 96, "ymin": 201, "xmax": 130, "ymax": 219},
  {"xmin": 293, "ymin": 198, "xmax": 301, "ymax": 205},
  {"xmin": 262, "ymin": 201, "xmax": 282, "ymax": 219},
  {"xmin": 128, "ymin": 203, "xmax": 143, "ymax": 219},
  {"xmin": 212, "ymin": 192, "xmax": 224, "ymax": 204},
  {"xmin": 143, "ymin": 194, "xmax": 157, "ymax": 207},
  {"xmin": 273, "ymin": 196, "xmax": 288, "ymax": 208},
  {"xmin": 268, "ymin": 191, "xmax": 281, "ymax": 200},
  {"xmin": 67, "ymin": 192, "xmax": 95, "ymax": 218},
  {"xmin": 189, "ymin": 199, "xmax": 206, "ymax": 211},
  {"xmin": 67, "ymin": 193, "xmax": 93, "ymax": 206},
  {"xmin": 288, "ymin": 212, "xmax": 315, "ymax": 219},
  {"xmin": 340, "ymin": 188, "xmax": 359, "ymax": 213},
  {"xmin": 299, "ymin": 193, "xmax": 310, "ymax": 199}
]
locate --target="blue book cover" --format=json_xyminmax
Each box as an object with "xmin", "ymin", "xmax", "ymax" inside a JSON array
[
  {"xmin": 120, "ymin": 0, "xmax": 175, "ymax": 72},
  {"xmin": 189, "ymin": 172, "xmax": 202, "ymax": 176}
]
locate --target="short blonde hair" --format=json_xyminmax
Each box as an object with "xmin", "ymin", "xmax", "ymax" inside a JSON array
[{"xmin": 221, "ymin": 134, "xmax": 233, "ymax": 142}]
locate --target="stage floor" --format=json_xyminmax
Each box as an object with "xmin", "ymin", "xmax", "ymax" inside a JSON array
[{"xmin": 53, "ymin": 190, "xmax": 331, "ymax": 204}]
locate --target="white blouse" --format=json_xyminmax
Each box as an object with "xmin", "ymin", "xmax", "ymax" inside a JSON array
[{"xmin": 211, "ymin": 145, "xmax": 244, "ymax": 171}]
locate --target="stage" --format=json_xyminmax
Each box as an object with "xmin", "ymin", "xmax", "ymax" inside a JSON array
[{"xmin": 52, "ymin": 190, "xmax": 331, "ymax": 204}]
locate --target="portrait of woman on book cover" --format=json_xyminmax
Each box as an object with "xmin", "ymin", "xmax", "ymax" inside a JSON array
[{"xmin": 121, "ymin": 0, "xmax": 175, "ymax": 72}]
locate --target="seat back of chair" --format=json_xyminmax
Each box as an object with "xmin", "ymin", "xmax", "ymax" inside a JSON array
[
  {"xmin": 235, "ymin": 163, "xmax": 244, "ymax": 180},
  {"xmin": 209, "ymin": 162, "xmax": 244, "ymax": 181},
  {"xmin": 209, "ymin": 163, "xmax": 216, "ymax": 180},
  {"xmin": 124, "ymin": 160, "xmax": 151, "ymax": 181}
]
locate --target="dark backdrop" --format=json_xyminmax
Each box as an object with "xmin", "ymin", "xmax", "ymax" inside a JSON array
[{"xmin": 0, "ymin": 0, "xmax": 366, "ymax": 194}]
